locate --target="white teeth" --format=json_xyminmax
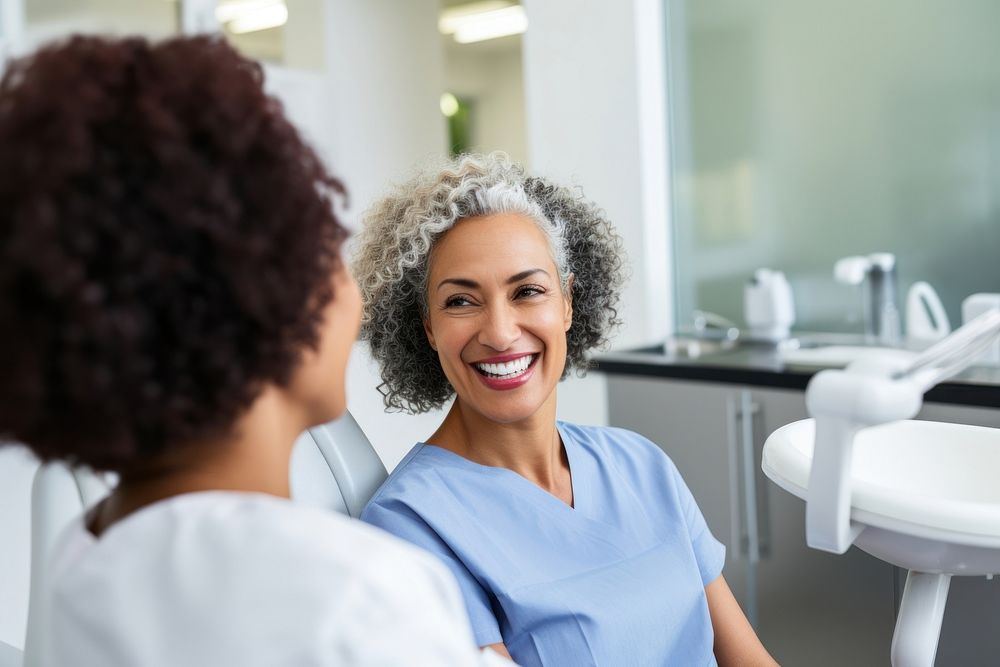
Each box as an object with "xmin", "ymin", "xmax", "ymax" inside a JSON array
[{"xmin": 476, "ymin": 355, "xmax": 535, "ymax": 378}]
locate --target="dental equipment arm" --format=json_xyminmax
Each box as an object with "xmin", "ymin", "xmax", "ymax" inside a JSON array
[{"xmin": 805, "ymin": 309, "xmax": 1000, "ymax": 554}]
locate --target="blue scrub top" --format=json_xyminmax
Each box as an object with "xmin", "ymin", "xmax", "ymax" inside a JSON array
[{"xmin": 362, "ymin": 422, "xmax": 725, "ymax": 667}]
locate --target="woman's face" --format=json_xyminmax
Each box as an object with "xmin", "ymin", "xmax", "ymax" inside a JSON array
[
  {"xmin": 291, "ymin": 257, "xmax": 362, "ymax": 425},
  {"xmin": 424, "ymin": 213, "xmax": 573, "ymax": 424}
]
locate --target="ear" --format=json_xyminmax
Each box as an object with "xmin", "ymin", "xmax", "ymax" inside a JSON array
[
  {"xmin": 424, "ymin": 318, "xmax": 438, "ymax": 351},
  {"xmin": 563, "ymin": 273, "xmax": 575, "ymax": 331}
]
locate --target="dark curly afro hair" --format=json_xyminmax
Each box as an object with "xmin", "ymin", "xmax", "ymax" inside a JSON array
[{"xmin": 0, "ymin": 35, "xmax": 348, "ymax": 473}]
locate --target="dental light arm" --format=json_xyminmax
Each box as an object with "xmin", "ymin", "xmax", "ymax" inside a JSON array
[{"xmin": 805, "ymin": 309, "xmax": 1000, "ymax": 554}]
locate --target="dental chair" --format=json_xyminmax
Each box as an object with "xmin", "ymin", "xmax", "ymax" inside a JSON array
[
  {"xmin": 763, "ymin": 311, "xmax": 1000, "ymax": 666},
  {"xmin": 0, "ymin": 642, "xmax": 21, "ymax": 667},
  {"xmin": 290, "ymin": 411, "xmax": 387, "ymax": 518},
  {"xmin": 19, "ymin": 463, "xmax": 112, "ymax": 666},
  {"xmin": 15, "ymin": 411, "xmax": 383, "ymax": 666}
]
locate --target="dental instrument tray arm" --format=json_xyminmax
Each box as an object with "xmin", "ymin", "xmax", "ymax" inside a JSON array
[{"xmin": 803, "ymin": 309, "xmax": 1000, "ymax": 555}]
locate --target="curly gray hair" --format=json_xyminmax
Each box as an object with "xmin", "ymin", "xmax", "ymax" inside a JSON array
[{"xmin": 352, "ymin": 153, "xmax": 627, "ymax": 414}]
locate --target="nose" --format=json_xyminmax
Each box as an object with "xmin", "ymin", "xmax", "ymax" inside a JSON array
[{"xmin": 478, "ymin": 301, "xmax": 521, "ymax": 351}]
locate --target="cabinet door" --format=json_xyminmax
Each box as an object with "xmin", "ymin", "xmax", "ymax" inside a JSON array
[
  {"xmin": 605, "ymin": 376, "xmax": 750, "ymax": 609},
  {"xmin": 753, "ymin": 387, "xmax": 895, "ymax": 666}
]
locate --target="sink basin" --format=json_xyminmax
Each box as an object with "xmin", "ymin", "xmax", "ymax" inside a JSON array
[
  {"xmin": 663, "ymin": 336, "xmax": 739, "ymax": 359},
  {"xmin": 763, "ymin": 418, "xmax": 1000, "ymax": 574},
  {"xmin": 780, "ymin": 344, "xmax": 917, "ymax": 368}
]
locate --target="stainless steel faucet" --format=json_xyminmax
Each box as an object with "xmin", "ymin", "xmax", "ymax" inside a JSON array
[
  {"xmin": 691, "ymin": 310, "xmax": 741, "ymax": 342},
  {"xmin": 834, "ymin": 253, "xmax": 901, "ymax": 346}
]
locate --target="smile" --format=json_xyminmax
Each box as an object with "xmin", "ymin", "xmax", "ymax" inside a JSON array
[{"xmin": 473, "ymin": 354, "xmax": 538, "ymax": 379}]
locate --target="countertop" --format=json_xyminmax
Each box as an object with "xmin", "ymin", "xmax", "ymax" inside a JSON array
[{"xmin": 593, "ymin": 341, "xmax": 1000, "ymax": 409}]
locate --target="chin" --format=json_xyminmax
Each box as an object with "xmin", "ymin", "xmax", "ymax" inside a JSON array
[{"xmin": 468, "ymin": 396, "xmax": 547, "ymax": 425}]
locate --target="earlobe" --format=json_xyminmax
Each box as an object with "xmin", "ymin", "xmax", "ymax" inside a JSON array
[
  {"xmin": 564, "ymin": 273, "xmax": 575, "ymax": 330},
  {"xmin": 423, "ymin": 319, "xmax": 437, "ymax": 351}
]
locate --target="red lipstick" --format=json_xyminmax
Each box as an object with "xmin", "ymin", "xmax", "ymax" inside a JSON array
[{"xmin": 470, "ymin": 353, "xmax": 539, "ymax": 391}]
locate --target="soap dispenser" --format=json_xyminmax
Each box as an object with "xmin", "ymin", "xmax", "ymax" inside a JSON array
[{"xmin": 744, "ymin": 269, "xmax": 795, "ymax": 342}]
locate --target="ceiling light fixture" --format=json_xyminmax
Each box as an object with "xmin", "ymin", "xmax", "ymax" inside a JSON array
[
  {"xmin": 216, "ymin": 0, "xmax": 288, "ymax": 34},
  {"xmin": 439, "ymin": 2, "xmax": 527, "ymax": 44}
]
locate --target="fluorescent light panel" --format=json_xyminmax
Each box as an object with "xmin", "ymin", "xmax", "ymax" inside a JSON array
[
  {"xmin": 440, "ymin": 3, "xmax": 527, "ymax": 44},
  {"xmin": 216, "ymin": 0, "xmax": 288, "ymax": 34},
  {"xmin": 439, "ymin": 1, "xmax": 511, "ymax": 33}
]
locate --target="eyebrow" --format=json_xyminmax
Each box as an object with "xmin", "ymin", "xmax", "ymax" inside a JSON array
[{"xmin": 436, "ymin": 268, "xmax": 549, "ymax": 292}]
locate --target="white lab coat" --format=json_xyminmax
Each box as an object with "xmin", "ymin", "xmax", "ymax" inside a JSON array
[{"xmin": 35, "ymin": 491, "xmax": 511, "ymax": 666}]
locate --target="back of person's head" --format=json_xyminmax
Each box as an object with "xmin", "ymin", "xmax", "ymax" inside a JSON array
[{"xmin": 0, "ymin": 35, "xmax": 348, "ymax": 473}]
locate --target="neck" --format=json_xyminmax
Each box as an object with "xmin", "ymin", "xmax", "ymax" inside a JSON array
[
  {"xmin": 89, "ymin": 386, "xmax": 307, "ymax": 536},
  {"xmin": 429, "ymin": 390, "xmax": 572, "ymax": 502}
]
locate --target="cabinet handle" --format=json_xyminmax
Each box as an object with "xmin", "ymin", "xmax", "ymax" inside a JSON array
[
  {"xmin": 739, "ymin": 390, "xmax": 761, "ymax": 564},
  {"xmin": 753, "ymin": 404, "xmax": 772, "ymax": 561},
  {"xmin": 725, "ymin": 395, "xmax": 743, "ymax": 561},
  {"xmin": 728, "ymin": 392, "xmax": 767, "ymax": 564}
]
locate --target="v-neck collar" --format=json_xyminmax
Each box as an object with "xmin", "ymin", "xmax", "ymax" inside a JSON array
[{"xmin": 417, "ymin": 421, "xmax": 583, "ymax": 514}]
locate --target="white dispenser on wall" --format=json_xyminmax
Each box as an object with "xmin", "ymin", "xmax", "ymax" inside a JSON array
[{"xmin": 744, "ymin": 269, "xmax": 795, "ymax": 342}]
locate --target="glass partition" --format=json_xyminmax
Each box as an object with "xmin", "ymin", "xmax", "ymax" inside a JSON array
[{"xmin": 667, "ymin": 0, "xmax": 1000, "ymax": 334}]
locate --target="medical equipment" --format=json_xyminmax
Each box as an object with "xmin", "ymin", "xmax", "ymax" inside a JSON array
[{"xmin": 763, "ymin": 309, "xmax": 1000, "ymax": 667}]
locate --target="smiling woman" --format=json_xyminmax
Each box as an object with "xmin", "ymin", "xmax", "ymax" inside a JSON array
[
  {"xmin": 424, "ymin": 213, "xmax": 573, "ymax": 424},
  {"xmin": 352, "ymin": 153, "xmax": 778, "ymax": 666},
  {"xmin": 353, "ymin": 153, "xmax": 623, "ymax": 415}
]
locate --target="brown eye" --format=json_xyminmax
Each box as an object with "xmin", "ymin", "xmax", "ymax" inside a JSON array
[
  {"xmin": 445, "ymin": 295, "xmax": 474, "ymax": 308},
  {"xmin": 515, "ymin": 285, "xmax": 545, "ymax": 299}
]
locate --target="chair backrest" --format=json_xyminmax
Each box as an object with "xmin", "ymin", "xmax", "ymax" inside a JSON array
[
  {"xmin": 290, "ymin": 411, "xmax": 387, "ymax": 518},
  {"xmin": 0, "ymin": 640, "xmax": 22, "ymax": 667},
  {"xmin": 24, "ymin": 463, "xmax": 110, "ymax": 665}
]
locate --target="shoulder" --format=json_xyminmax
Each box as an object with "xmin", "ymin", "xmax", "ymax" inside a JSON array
[
  {"xmin": 46, "ymin": 493, "xmax": 482, "ymax": 665},
  {"xmin": 57, "ymin": 492, "xmax": 462, "ymax": 615},
  {"xmin": 560, "ymin": 421, "xmax": 687, "ymax": 494},
  {"xmin": 560, "ymin": 421, "xmax": 673, "ymax": 468},
  {"xmin": 362, "ymin": 442, "xmax": 491, "ymax": 519},
  {"xmin": 363, "ymin": 443, "xmax": 442, "ymax": 510},
  {"xmin": 195, "ymin": 493, "xmax": 451, "ymax": 580},
  {"xmin": 68, "ymin": 492, "xmax": 450, "ymax": 596}
]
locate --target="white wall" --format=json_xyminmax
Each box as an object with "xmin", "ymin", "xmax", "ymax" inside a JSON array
[
  {"xmin": 522, "ymin": 0, "xmax": 672, "ymax": 349},
  {"xmin": 444, "ymin": 42, "xmax": 529, "ymax": 165},
  {"xmin": 257, "ymin": 0, "xmax": 454, "ymax": 472},
  {"xmin": 318, "ymin": 0, "xmax": 451, "ymax": 468},
  {"xmin": 520, "ymin": 0, "xmax": 672, "ymax": 430}
]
